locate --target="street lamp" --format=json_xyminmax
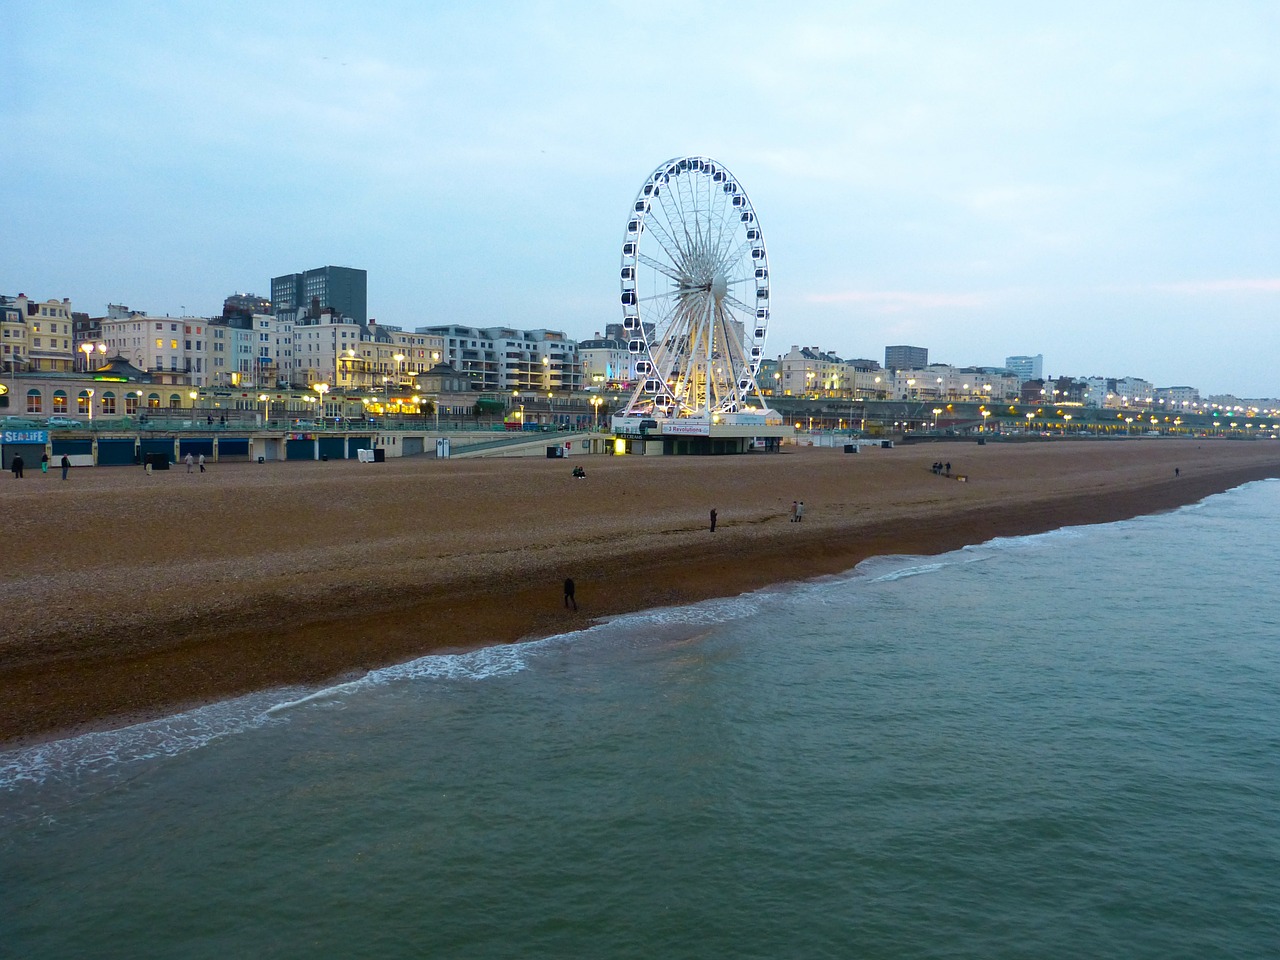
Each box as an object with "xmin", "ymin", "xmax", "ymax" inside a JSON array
[
  {"xmin": 258, "ymin": 393, "xmax": 269, "ymax": 425},
  {"xmin": 189, "ymin": 389, "xmax": 199, "ymax": 424},
  {"xmin": 314, "ymin": 382, "xmax": 330, "ymax": 424},
  {"xmin": 81, "ymin": 342, "xmax": 95, "ymax": 371},
  {"xmin": 86, "ymin": 388, "xmax": 95, "ymax": 423},
  {"xmin": 590, "ymin": 395, "xmax": 602, "ymax": 429},
  {"xmin": 393, "ymin": 353, "xmax": 405, "ymax": 387},
  {"xmin": 932, "ymin": 407, "xmax": 942, "ymax": 431},
  {"xmin": 981, "ymin": 409, "xmax": 991, "ymax": 431}
]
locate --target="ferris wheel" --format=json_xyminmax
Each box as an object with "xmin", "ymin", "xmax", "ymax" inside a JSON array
[{"xmin": 619, "ymin": 156, "xmax": 770, "ymax": 419}]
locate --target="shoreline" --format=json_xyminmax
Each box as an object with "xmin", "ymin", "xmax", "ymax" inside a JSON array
[{"xmin": 2, "ymin": 440, "xmax": 1277, "ymax": 748}]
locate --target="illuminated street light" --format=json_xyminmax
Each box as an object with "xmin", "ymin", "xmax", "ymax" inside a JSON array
[{"xmin": 314, "ymin": 382, "xmax": 330, "ymax": 424}]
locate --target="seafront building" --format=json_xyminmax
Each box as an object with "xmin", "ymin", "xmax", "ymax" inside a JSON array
[
  {"xmin": 1005, "ymin": 354, "xmax": 1045, "ymax": 382},
  {"xmin": 419, "ymin": 324, "xmax": 582, "ymax": 394},
  {"xmin": 777, "ymin": 346, "xmax": 884, "ymax": 398},
  {"xmin": 1, "ymin": 294, "xmax": 76, "ymax": 373},
  {"xmin": 884, "ymin": 344, "xmax": 928, "ymax": 371},
  {"xmin": 576, "ymin": 333, "xmax": 633, "ymax": 388},
  {"xmin": 271, "ymin": 265, "xmax": 368, "ymax": 325}
]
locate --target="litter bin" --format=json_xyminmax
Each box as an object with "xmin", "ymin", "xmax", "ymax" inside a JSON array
[
  {"xmin": 372, "ymin": 448, "xmax": 386, "ymax": 463},
  {"xmin": 144, "ymin": 452, "xmax": 170, "ymax": 470},
  {"xmin": 843, "ymin": 443, "xmax": 857, "ymax": 454},
  {"xmin": 977, "ymin": 437, "xmax": 986, "ymax": 445},
  {"xmin": 546, "ymin": 446, "xmax": 565, "ymax": 459}
]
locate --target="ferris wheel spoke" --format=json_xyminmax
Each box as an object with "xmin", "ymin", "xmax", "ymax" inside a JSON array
[
  {"xmin": 640, "ymin": 218, "xmax": 688, "ymax": 274},
  {"xmin": 637, "ymin": 253, "xmax": 683, "ymax": 283}
]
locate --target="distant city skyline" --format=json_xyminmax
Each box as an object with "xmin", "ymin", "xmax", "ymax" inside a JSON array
[{"xmin": 5, "ymin": 2, "xmax": 1277, "ymax": 395}]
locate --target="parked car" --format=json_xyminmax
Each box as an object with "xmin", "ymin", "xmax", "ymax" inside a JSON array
[
  {"xmin": 2, "ymin": 416, "xmax": 42, "ymax": 429},
  {"xmin": 46, "ymin": 416, "xmax": 81, "ymax": 428}
]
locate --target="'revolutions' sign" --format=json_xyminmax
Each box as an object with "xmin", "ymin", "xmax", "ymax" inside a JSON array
[{"xmin": 661, "ymin": 420, "xmax": 711, "ymax": 436}]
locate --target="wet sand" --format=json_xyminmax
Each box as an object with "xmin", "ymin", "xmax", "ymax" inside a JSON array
[{"xmin": 2, "ymin": 438, "xmax": 1277, "ymax": 746}]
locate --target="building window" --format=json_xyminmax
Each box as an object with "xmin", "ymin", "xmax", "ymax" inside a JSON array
[
  {"xmin": 101, "ymin": 391, "xmax": 116, "ymax": 415},
  {"xmin": 26, "ymin": 389, "xmax": 42, "ymax": 413},
  {"xmin": 148, "ymin": 393, "xmax": 161, "ymax": 408},
  {"xmin": 125, "ymin": 394, "xmax": 139, "ymax": 415},
  {"xmin": 78, "ymin": 390, "xmax": 91, "ymax": 414},
  {"xmin": 169, "ymin": 394, "xmax": 181, "ymax": 409},
  {"xmin": 52, "ymin": 390, "xmax": 68, "ymax": 414}
]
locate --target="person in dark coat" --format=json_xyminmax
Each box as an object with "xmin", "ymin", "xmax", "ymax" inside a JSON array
[
  {"xmin": 710, "ymin": 508, "xmax": 717, "ymax": 532},
  {"xmin": 11, "ymin": 455, "xmax": 23, "ymax": 479},
  {"xmin": 61, "ymin": 454, "xmax": 70, "ymax": 480},
  {"xmin": 564, "ymin": 577, "xmax": 577, "ymax": 611}
]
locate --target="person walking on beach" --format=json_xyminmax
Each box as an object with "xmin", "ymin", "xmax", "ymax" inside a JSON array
[
  {"xmin": 185, "ymin": 452, "xmax": 194, "ymax": 473},
  {"xmin": 11, "ymin": 455, "xmax": 23, "ymax": 479},
  {"xmin": 198, "ymin": 453, "xmax": 206, "ymax": 473},
  {"xmin": 790, "ymin": 500, "xmax": 798, "ymax": 522},
  {"xmin": 564, "ymin": 577, "xmax": 577, "ymax": 611},
  {"xmin": 61, "ymin": 454, "xmax": 70, "ymax": 480},
  {"xmin": 945, "ymin": 462, "xmax": 951, "ymax": 477},
  {"xmin": 41, "ymin": 452, "xmax": 49, "ymax": 474},
  {"xmin": 710, "ymin": 508, "xmax": 717, "ymax": 533},
  {"xmin": 796, "ymin": 500, "xmax": 805, "ymax": 522},
  {"xmin": 1175, "ymin": 467, "xmax": 1180, "ymax": 478}
]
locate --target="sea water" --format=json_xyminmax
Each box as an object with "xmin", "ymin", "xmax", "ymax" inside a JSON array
[{"xmin": 3, "ymin": 481, "xmax": 1279, "ymax": 959}]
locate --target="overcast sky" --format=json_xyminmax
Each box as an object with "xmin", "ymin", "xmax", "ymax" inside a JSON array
[{"xmin": 5, "ymin": 1, "xmax": 1278, "ymax": 395}]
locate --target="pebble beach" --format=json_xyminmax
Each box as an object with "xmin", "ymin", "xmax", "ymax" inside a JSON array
[{"xmin": 3, "ymin": 439, "xmax": 1277, "ymax": 746}]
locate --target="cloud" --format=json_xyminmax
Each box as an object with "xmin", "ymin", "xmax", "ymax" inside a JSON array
[
  {"xmin": 803, "ymin": 290, "xmax": 995, "ymax": 312},
  {"xmin": 1147, "ymin": 279, "xmax": 1280, "ymax": 295}
]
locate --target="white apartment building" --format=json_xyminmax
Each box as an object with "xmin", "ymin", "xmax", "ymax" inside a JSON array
[
  {"xmin": 285, "ymin": 313, "xmax": 442, "ymax": 392},
  {"xmin": 421, "ymin": 325, "xmax": 581, "ymax": 394},
  {"xmin": 1004, "ymin": 354, "xmax": 1044, "ymax": 382},
  {"xmin": 100, "ymin": 314, "xmax": 212, "ymax": 385},
  {"xmin": 577, "ymin": 334, "xmax": 634, "ymax": 387},
  {"xmin": 890, "ymin": 365, "xmax": 1020, "ymax": 402}
]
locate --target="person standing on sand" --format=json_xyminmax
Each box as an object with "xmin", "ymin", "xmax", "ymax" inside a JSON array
[
  {"xmin": 564, "ymin": 577, "xmax": 577, "ymax": 611},
  {"xmin": 41, "ymin": 452, "xmax": 49, "ymax": 474},
  {"xmin": 1175, "ymin": 467, "xmax": 1180, "ymax": 478},
  {"xmin": 790, "ymin": 500, "xmax": 798, "ymax": 522},
  {"xmin": 11, "ymin": 455, "xmax": 23, "ymax": 479},
  {"xmin": 796, "ymin": 500, "xmax": 805, "ymax": 522},
  {"xmin": 198, "ymin": 453, "xmax": 206, "ymax": 473},
  {"xmin": 185, "ymin": 452, "xmax": 194, "ymax": 473},
  {"xmin": 61, "ymin": 454, "xmax": 70, "ymax": 480},
  {"xmin": 710, "ymin": 508, "xmax": 717, "ymax": 532}
]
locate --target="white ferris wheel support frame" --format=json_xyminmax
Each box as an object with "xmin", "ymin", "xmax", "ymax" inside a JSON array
[{"xmin": 619, "ymin": 156, "xmax": 771, "ymax": 420}]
